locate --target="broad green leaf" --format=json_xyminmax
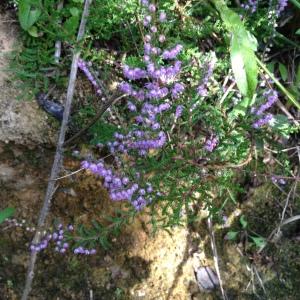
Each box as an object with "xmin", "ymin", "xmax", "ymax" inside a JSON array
[
  {"xmin": 212, "ymin": 0, "xmax": 258, "ymax": 98},
  {"xmin": 226, "ymin": 231, "xmax": 239, "ymax": 240},
  {"xmin": 0, "ymin": 207, "xmax": 15, "ymax": 224},
  {"xmin": 230, "ymin": 29, "xmax": 258, "ymax": 98},
  {"xmin": 18, "ymin": 0, "xmax": 41, "ymax": 31},
  {"xmin": 296, "ymin": 28, "xmax": 300, "ymax": 35},
  {"xmin": 250, "ymin": 236, "xmax": 266, "ymax": 248},
  {"xmin": 240, "ymin": 215, "xmax": 247, "ymax": 229},
  {"xmin": 278, "ymin": 63, "xmax": 288, "ymax": 81}
]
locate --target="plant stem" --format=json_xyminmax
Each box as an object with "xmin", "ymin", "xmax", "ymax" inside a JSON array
[
  {"xmin": 21, "ymin": 1, "xmax": 92, "ymax": 300},
  {"xmin": 275, "ymin": 32, "xmax": 300, "ymax": 49},
  {"xmin": 256, "ymin": 57, "xmax": 300, "ymax": 110},
  {"xmin": 290, "ymin": 0, "xmax": 300, "ymax": 10}
]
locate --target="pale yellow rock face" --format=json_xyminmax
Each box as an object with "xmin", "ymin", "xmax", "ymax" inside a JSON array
[{"xmin": 0, "ymin": 11, "xmax": 57, "ymax": 146}]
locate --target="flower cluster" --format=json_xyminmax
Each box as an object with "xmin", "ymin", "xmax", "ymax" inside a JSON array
[
  {"xmin": 197, "ymin": 56, "xmax": 216, "ymax": 97},
  {"xmin": 276, "ymin": 0, "xmax": 288, "ymax": 16},
  {"xmin": 82, "ymin": 160, "xmax": 155, "ymax": 211},
  {"xmin": 29, "ymin": 224, "xmax": 97, "ymax": 255},
  {"xmin": 175, "ymin": 105, "xmax": 184, "ymax": 119},
  {"xmin": 204, "ymin": 136, "xmax": 218, "ymax": 152},
  {"xmin": 78, "ymin": 59, "xmax": 102, "ymax": 96},
  {"xmin": 241, "ymin": 0, "xmax": 258, "ymax": 13},
  {"xmin": 5, "ymin": 218, "xmax": 35, "ymax": 232},
  {"xmin": 74, "ymin": 246, "xmax": 97, "ymax": 255},
  {"xmin": 81, "ymin": 1, "xmax": 186, "ymax": 211},
  {"xmin": 252, "ymin": 89, "xmax": 278, "ymax": 128},
  {"xmin": 252, "ymin": 113, "xmax": 273, "ymax": 129},
  {"xmin": 255, "ymin": 90, "xmax": 278, "ymax": 116}
]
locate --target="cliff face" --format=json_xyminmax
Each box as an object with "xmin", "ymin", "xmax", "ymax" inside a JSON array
[{"xmin": 0, "ymin": 11, "xmax": 57, "ymax": 146}]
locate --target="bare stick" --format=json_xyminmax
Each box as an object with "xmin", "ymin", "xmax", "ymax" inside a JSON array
[
  {"xmin": 207, "ymin": 216, "xmax": 227, "ymax": 300},
  {"xmin": 54, "ymin": 1, "xmax": 64, "ymax": 64},
  {"xmin": 21, "ymin": 1, "xmax": 92, "ymax": 299}
]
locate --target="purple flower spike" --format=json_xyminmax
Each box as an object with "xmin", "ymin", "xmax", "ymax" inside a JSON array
[
  {"xmin": 175, "ymin": 105, "xmax": 184, "ymax": 119},
  {"xmin": 252, "ymin": 113, "xmax": 273, "ymax": 128}
]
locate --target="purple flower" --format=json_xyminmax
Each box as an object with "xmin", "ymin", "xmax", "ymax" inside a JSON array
[
  {"xmin": 159, "ymin": 34, "xmax": 166, "ymax": 43},
  {"xmin": 127, "ymin": 101, "xmax": 137, "ymax": 112},
  {"xmin": 150, "ymin": 26, "xmax": 158, "ymax": 33},
  {"xmin": 241, "ymin": 0, "xmax": 258, "ymax": 13},
  {"xmin": 255, "ymin": 90, "xmax": 278, "ymax": 116},
  {"xmin": 197, "ymin": 85, "xmax": 208, "ymax": 97},
  {"xmin": 276, "ymin": 0, "xmax": 288, "ymax": 16},
  {"xmin": 148, "ymin": 4, "xmax": 156, "ymax": 12},
  {"xmin": 196, "ymin": 56, "xmax": 216, "ymax": 96},
  {"xmin": 204, "ymin": 136, "xmax": 218, "ymax": 152},
  {"xmin": 175, "ymin": 105, "xmax": 184, "ymax": 119},
  {"xmin": 159, "ymin": 11, "xmax": 167, "ymax": 22},
  {"xmin": 162, "ymin": 44, "xmax": 183, "ymax": 60},
  {"xmin": 141, "ymin": 0, "xmax": 149, "ymax": 6},
  {"xmin": 171, "ymin": 83, "xmax": 185, "ymax": 98},
  {"xmin": 252, "ymin": 113, "xmax": 273, "ymax": 128},
  {"xmin": 78, "ymin": 59, "xmax": 102, "ymax": 96}
]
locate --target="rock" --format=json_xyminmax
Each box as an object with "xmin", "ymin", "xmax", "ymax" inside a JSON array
[
  {"xmin": 0, "ymin": 12, "xmax": 57, "ymax": 146},
  {"xmin": 194, "ymin": 266, "xmax": 219, "ymax": 292}
]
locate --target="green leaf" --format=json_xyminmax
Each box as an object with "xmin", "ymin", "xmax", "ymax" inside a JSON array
[
  {"xmin": 27, "ymin": 26, "xmax": 38, "ymax": 37},
  {"xmin": 267, "ymin": 61, "xmax": 276, "ymax": 73},
  {"xmin": 278, "ymin": 63, "xmax": 288, "ymax": 81},
  {"xmin": 0, "ymin": 207, "xmax": 15, "ymax": 224},
  {"xmin": 230, "ymin": 29, "xmax": 258, "ymax": 98},
  {"xmin": 269, "ymin": 114, "xmax": 292, "ymax": 138},
  {"xmin": 250, "ymin": 236, "xmax": 266, "ymax": 248},
  {"xmin": 69, "ymin": 7, "xmax": 80, "ymax": 17},
  {"xmin": 212, "ymin": 0, "xmax": 258, "ymax": 98},
  {"xmin": 226, "ymin": 231, "xmax": 239, "ymax": 240},
  {"xmin": 296, "ymin": 28, "xmax": 300, "ymax": 35},
  {"xmin": 63, "ymin": 15, "xmax": 80, "ymax": 37},
  {"xmin": 18, "ymin": 0, "xmax": 41, "ymax": 31},
  {"xmin": 240, "ymin": 215, "xmax": 247, "ymax": 229}
]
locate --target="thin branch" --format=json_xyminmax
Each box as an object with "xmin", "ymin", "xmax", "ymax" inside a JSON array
[
  {"xmin": 21, "ymin": 1, "xmax": 92, "ymax": 300},
  {"xmin": 207, "ymin": 216, "xmax": 227, "ymax": 300},
  {"xmin": 64, "ymin": 94, "xmax": 126, "ymax": 146},
  {"xmin": 256, "ymin": 57, "xmax": 300, "ymax": 110},
  {"xmin": 51, "ymin": 167, "xmax": 85, "ymax": 181},
  {"xmin": 54, "ymin": 1, "xmax": 64, "ymax": 64}
]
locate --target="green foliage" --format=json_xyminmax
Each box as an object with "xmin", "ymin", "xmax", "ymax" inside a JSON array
[
  {"xmin": 0, "ymin": 207, "xmax": 15, "ymax": 224},
  {"xmin": 212, "ymin": 0, "xmax": 258, "ymax": 99},
  {"xmin": 18, "ymin": 0, "xmax": 41, "ymax": 33},
  {"xmin": 90, "ymin": 121, "xmax": 120, "ymax": 145},
  {"xmin": 226, "ymin": 215, "xmax": 266, "ymax": 249}
]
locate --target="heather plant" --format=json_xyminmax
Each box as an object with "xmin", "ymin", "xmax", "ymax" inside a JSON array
[
  {"xmin": 61, "ymin": 1, "xmax": 298, "ymax": 249},
  {"xmin": 6, "ymin": 0, "xmax": 299, "ymax": 254}
]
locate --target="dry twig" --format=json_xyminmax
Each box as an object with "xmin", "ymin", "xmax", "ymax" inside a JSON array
[
  {"xmin": 21, "ymin": 1, "xmax": 92, "ymax": 299},
  {"xmin": 207, "ymin": 216, "xmax": 227, "ymax": 300}
]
